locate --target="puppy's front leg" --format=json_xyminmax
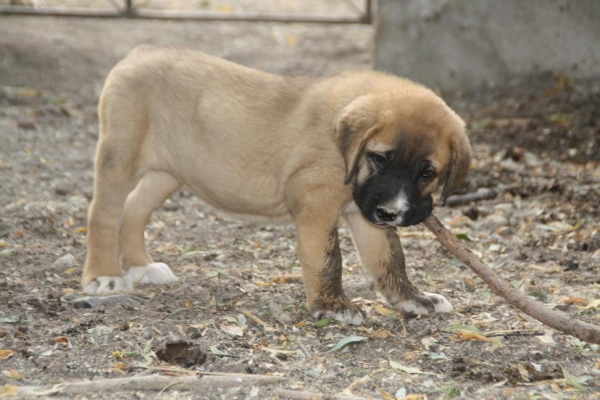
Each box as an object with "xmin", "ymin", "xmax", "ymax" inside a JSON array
[
  {"xmin": 295, "ymin": 220, "xmax": 366, "ymax": 325},
  {"xmin": 287, "ymin": 180, "xmax": 365, "ymax": 325},
  {"xmin": 345, "ymin": 212, "xmax": 453, "ymax": 315}
]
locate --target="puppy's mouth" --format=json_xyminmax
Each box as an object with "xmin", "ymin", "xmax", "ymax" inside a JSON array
[
  {"xmin": 371, "ymin": 209, "xmax": 431, "ymax": 227},
  {"xmin": 369, "ymin": 199, "xmax": 433, "ymax": 227}
]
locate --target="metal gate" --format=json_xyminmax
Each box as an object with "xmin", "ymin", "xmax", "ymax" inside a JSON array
[{"xmin": 0, "ymin": 0, "xmax": 373, "ymax": 24}]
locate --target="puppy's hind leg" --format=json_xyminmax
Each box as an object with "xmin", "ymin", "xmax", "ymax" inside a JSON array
[
  {"xmin": 345, "ymin": 212, "xmax": 453, "ymax": 316},
  {"xmin": 120, "ymin": 170, "xmax": 181, "ymax": 287}
]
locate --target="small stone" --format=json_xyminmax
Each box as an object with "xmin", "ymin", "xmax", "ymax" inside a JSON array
[
  {"xmin": 69, "ymin": 295, "xmax": 142, "ymax": 309},
  {"xmin": 493, "ymin": 203, "xmax": 514, "ymax": 213},
  {"xmin": 242, "ymin": 283, "xmax": 259, "ymax": 293},
  {"xmin": 51, "ymin": 180, "xmax": 75, "ymax": 196},
  {"xmin": 16, "ymin": 119, "xmax": 36, "ymax": 130},
  {"xmin": 67, "ymin": 195, "xmax": 88, "ymax": 210},
  {"xmin": 0, "ymin": 219, "xmax": 11, "ymax": 238},
  {"xmin": 53, "ymin": 253, "xmax": 77, "ymax": 269},
  {"xmin": 162, "ymin": 201, "xmax": 179, "ymax": 211},
  {"xmin": 306, "ymin": 369, "xmax": 322, "ymax": 378},
  {"xmin": 479, "ymin": 214, "xmax": 509, "ymax": 231}
]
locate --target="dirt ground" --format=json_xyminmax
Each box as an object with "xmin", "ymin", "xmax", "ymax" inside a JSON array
[{"xmin": 0, "ymin": 7, "xmax": 599, "ymax": 400}]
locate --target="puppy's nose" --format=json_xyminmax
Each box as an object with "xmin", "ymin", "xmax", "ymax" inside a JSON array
[{"xmin": 375, "ymin": 206, "xmax": 398, "ymax": 222}]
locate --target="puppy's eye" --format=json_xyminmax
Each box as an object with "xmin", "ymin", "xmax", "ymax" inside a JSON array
[
  {"xmin": 368, "ymin": 152, "xmax": 388, "ymax": 168},
  {"xmin": 420, "ymin": 167, "xmax": 436, "ymax": 181}
]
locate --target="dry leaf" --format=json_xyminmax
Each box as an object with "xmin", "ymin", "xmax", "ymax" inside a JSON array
[
  {"xmin": 111, "ymin": 362, "xmax": 128, "ymax": 374},
  {"xmin": 270, "ymin": 275, "xmax": 302, "ymax": 283},
  {"xmin": 7, "ymin": 369, "xmax": 21, "ymax": 380},
  {"xmin": 370, "ymin": 328, "xmax": 392, "ymax": 339},
  {"xmin": 373, "ymin": 303, "xmax": 397, "ymax": 316},
  {"xmin": 389, "ymin": 360, "xmax": 423, "ymax": 374},
  {"xmin": 63, "ymin": 267, "xmax": 79, "ymax": 275},
  {"xmin": 52, "ymin": 336, "xmax": 72, "ymax": 349},
  {"xmin": 562, "ymin": 296, "xmax": 587, "ymax": 306},
  {"xmin": 189, "ymin": 322, "xmax": 209, "ymax": 330},
  {"xmin": 404, "ymin": 350, "xmax": 421, "ymax": 361},
  {"xmin": 584, "ymin": 299, "xmax": 600, "ymax": 310},
  {"xmin": 378, "ymin": 388, "xmax": 395, "ymax": 400},
  {"xmin": 421, "ymin": 336, "xmax": 438, "ymax": 350},
  {"xmin": 517, "ymin": 363, "xmax": 530, "ymax": 382},
  {"xmin": 182, "ymin": 264, "xmax": 200, "ymax": 271},
  {"xmin": 406, "ymin": 395, "xmax": 428, "ymax": 400},
  {"xmin": 74, "ymin": 226, "xmax": 88, "ymax": 234},
  {"xmin": 62, "ymin": 288, "xmax": 75, "ymax": 294},
  {"xmin": 0, "ymin": 385, "xmax": 20, "ymax": 397},
  {"xmin": 457, "ymin": 330, "xmax": 492, "ymax": 342},
  {"xmin": 537, "ymin": 331, "xmax": 556, "ymax": 345},
  {"xmin": 220, "ymin": 324, "xmax": 245, "ymax": 337},
  {"xmin": 0, "ymin": 349, "xmax": 14, "ymax": 360},
  {"xmin": 463, "ymin": 276, "xmax": 477, "ymax": 290},
  {"xmin": 63, "ymin": 217, "xmax": 75, "ymax": 228}
]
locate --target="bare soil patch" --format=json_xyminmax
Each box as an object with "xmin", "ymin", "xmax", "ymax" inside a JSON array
[{"xmin": 0, "ymin": 11, "xmax": 599, "ymax": 400}]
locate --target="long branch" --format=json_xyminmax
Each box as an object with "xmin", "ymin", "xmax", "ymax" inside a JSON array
[
  {"xmin": 423, "ymin": 214, "xmax": 600, "ymax": 344},
  {"xmin": 13, "ymin": 374, "xmax": 285, "ymax": 396}
]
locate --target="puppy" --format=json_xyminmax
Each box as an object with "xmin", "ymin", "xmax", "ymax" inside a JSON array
[{"xmin": 82, "ymin": 46, "xmax": 471, "ymax": 324}]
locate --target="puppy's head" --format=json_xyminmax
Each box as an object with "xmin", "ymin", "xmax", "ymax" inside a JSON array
[{"xmin": 336, "ymin": 86, "xmax": 471, "ymax": 227}]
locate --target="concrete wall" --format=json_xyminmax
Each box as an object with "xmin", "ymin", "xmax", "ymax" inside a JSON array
[{"xmin": 375, "ymin": 0, "xmax": 600, "ymax": 90}]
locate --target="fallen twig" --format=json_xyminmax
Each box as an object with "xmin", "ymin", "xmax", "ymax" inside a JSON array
[
  {"xmin": 342, "ymin": 375, "xmax": 371, "ymax": 396},
  {"xmin": 295, "ymin": 339, "xmax": 312, "ymax": 358},
  {"xmin": 11, "ymin": 373, "xmax": 285, "ymax": 396},
  {"xmin": 485, "ymin": 329, "xmax": 545, "ymax": 338},
  {"xmin": 129, "ymin": 364, "xmax": 278, "ymax": 378},
  {"xmin": 445, "ymin": 188, "xmax": 497, "ymax": 207},
  {"xmin": 240, "ymin": 307, "xmax": 272, "ymax": 329},
  {"xmin": 279, "ymin": 390, "xmax": 369, "ymax": 400},
  {"xmin": 423, "ymin": 214, "xmax": 600, "ymax": 344}
]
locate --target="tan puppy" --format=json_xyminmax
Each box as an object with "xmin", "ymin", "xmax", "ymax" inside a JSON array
[{"xmin": 82, "ymin": 46, "xmax": 471, "ymax": 324}]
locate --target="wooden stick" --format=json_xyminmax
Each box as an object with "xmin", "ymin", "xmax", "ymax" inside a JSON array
[
  {"xmin": 14, "ymin": 374, "xmax": 285, "ymax": 396},
  {"xmin": 423, "ymin": 214, "xmax": 600, "ymax": 344},
  {"xmin": 279, "ymin": 390, "xmax": 369, "ymax": 400}
]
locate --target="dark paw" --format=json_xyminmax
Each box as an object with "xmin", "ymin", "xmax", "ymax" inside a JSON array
[{"xmin": 310, "ymin": 297, "xmax": 366, "ymax": 325}]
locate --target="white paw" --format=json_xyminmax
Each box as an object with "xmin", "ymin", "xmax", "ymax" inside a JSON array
[
  {"xmin": 422, "ymin": 292, "xmax": 454, "ymax": 313},
  {"xmin": 312, "ymin": 309, "xmax": 365, "ymax": 326},
  {"xmin": 385, "ymin": 292, "xmax": 453, "ymax": 315},
  {"xmin": 84, "ymin": 276, "xmax": 132, "ymax": 294},
  {"xmin": 125, "ymin": 263, "xmax": 177, "ymax": 286}
]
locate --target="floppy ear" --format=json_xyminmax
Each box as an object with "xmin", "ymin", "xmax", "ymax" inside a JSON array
[
  {"xmin": 441, "ymin": 129, "xmax": 472, "ymax": 205},
  {"xmin": 334, "ymin": 96, "xmax": 382, "ymax": 185}
]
